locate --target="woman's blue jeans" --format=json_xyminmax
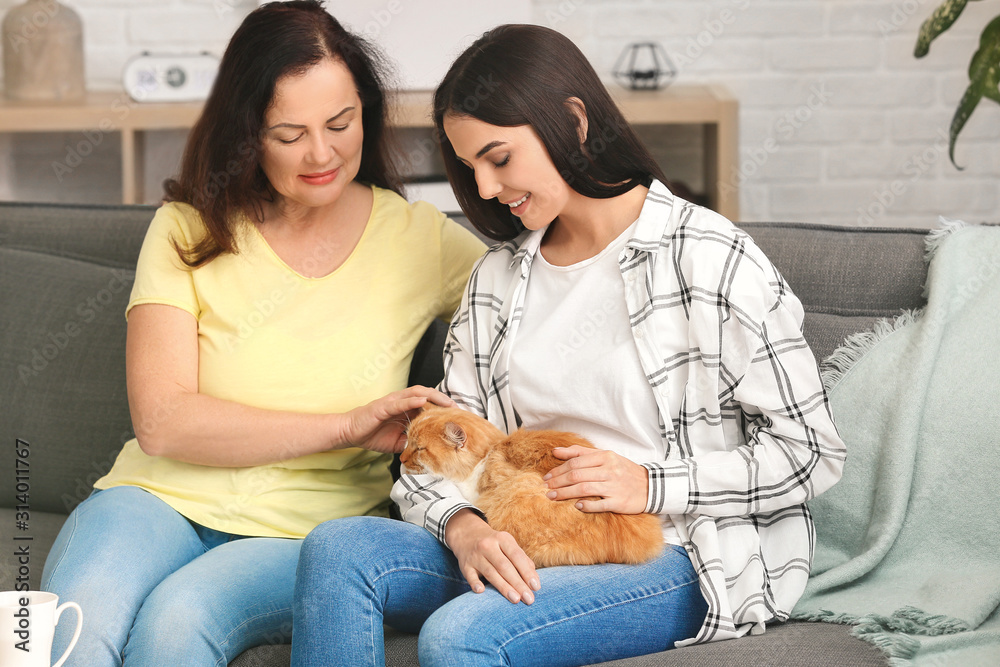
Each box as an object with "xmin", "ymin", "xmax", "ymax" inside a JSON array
[
  {"xmin": 292, "ymin": 516, "xmax": 708, "ymax": 667},
  {"xmin": 41, "ymin": 486, "xmax": 301, "ymax": 666}
]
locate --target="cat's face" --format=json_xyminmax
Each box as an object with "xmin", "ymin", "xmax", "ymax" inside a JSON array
[{"xmin": 401, "ymin": 406, "xmax": 499, "ymax": 481}]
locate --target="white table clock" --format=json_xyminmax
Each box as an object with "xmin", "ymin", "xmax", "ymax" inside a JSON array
[{"xmin": 122, "ymin": 52, "xmax": 219, "ymax": 103}]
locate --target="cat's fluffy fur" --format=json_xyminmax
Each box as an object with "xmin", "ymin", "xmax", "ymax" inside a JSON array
[{"xmin": 401, "ymin": 406, "xmax": 664, "ymax": 567}]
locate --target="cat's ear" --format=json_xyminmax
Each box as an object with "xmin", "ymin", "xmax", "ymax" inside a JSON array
[{"xmin": 443, "ymin": 421, "xmax": 467, "ymax": 449}]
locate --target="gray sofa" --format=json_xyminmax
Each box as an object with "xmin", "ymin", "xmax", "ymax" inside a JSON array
[{"xmin": 0, "ymin": 200, "xmax": 928, "ymax": 666}]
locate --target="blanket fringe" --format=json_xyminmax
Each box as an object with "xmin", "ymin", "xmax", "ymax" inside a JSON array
[
  {"xmin": 792, "ymin": 608, "xmax": 860, "ymax": 625},
  {"xmin": 793, "ymin": 606, "xmax": 970, "ymax": 665},
  {"xmin": 820, "ymin": 310, "xmax": 920, "ymax": 391},
  {"xmin": 854, "ymin": 622, "xmax": 920, "ymax": 660},
  {"xmin": 924, "ymin": 217, "xmax": 968, "ymax": 262},
  {"xmin": 890, "ymin": 606, "xmax": 971, "ymax": 635}
]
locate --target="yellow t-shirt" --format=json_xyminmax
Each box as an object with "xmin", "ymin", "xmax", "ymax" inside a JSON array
[{"xmin": 94, "ymin": 185, "xmax": 485, "ymax": 538}]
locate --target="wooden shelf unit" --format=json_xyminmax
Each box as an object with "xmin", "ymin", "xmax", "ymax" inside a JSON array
[{"xmin": 0, "ymin": 84, "xmax": 738, "ymax": 219}]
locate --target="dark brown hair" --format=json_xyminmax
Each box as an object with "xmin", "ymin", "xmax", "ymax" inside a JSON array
[
  {"xmin": 164, "ymin": 0, "xmax": 402, "ymax": 266},
  {"xmin": 433, "ymin": 24, "xmax": 668, "ymax": 242}
]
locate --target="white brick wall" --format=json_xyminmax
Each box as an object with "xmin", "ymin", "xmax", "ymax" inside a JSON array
[
  {"xmin": 537, "ymin": 0, "xmax": 1000, "ymax": 227},
  {"xmin": 0, "ymin": 0, "xmax": 996, "ymax": 227},
  {"xmin": 0, "ymin": 0, "xmax": 256, "ymax": 82}
]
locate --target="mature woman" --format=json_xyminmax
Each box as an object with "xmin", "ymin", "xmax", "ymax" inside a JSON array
[
  {"xmin": 40, "ymin": 2, "xmax": 483, "ymax": 664},
  {"xmin": 292, "ymin": 24, "xmax": 846, "ymax": 667}
]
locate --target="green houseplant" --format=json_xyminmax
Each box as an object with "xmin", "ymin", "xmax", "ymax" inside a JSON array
[{"xmin": 915, "ymin": 0, "xmax": 1000, "ymax": 167}]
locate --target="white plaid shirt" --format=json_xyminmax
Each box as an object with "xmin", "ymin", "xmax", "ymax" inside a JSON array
[{"xmin": 393, "ymin": 180, "xmax": 846, "ymax": 646}]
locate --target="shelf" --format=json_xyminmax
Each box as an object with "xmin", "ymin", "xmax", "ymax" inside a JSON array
[
  {"xmin": 0, "ymin": 84, "xmax": 738, "ymax": 219},
  {"xmin": 610, "ymin": 84, "xmax": 739, "ymax": 219}
]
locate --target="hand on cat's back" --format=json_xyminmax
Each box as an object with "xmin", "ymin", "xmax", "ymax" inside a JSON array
[{"xmin": 543, "ymin": 446, "xmax": 649, "ymax": 514}]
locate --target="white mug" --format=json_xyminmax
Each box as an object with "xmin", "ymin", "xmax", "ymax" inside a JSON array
[{"xmin": 0, "ymin": 591, "xmax": 82, "ymax": 667}]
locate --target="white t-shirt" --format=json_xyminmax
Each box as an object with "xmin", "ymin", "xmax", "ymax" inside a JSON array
[{"xmin": 509, "ymin": 221, "xmax": 680, "ymax": 544}]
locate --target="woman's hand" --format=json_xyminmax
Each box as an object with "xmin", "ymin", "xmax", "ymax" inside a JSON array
[
  {"xmin": 340, "ymin": 386, "xmax": 455, "ymax": 454},
  {"xmin": 543, "ymin": 446, "xmax": 649, "ymax": 514},
  {"xmin": 445, "ymin": 509, "xmax": 540, "ymax": 605}
]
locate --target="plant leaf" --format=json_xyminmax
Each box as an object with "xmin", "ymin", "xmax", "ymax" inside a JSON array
[
  {"xmin": 915, "ymin": 0, "xmax": 976, "ymax": 58},
  {"xmin": 948, "ymin": 14, "xmax": 1000, "ymax": 168},
  {"xmin": 978, "ymin": 16, "xmax": 1000, "ymax": 104},
  {"xmin": 949, "ymin": 86, "xmax": 981, "ymax": 169}
]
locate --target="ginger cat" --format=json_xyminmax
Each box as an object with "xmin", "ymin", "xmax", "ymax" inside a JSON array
[{"xmin": 401, "ymin": 406, "xmax": 664, "ymax": 567}]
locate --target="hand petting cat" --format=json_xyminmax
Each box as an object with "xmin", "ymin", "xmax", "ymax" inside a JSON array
[
  {"xmin": 543, "ymin": 447, "xmax": 650, "ymax": 514},
  {"xmin": 339, "ymin": 386, "xmax": 455, "ymax": 454},
  {"xmin": 445, "ymin": 508, "xmax": 542, "ymax": 606}
]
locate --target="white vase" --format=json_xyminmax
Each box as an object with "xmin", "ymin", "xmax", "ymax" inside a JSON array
[{"xmin": 3, "ymin": 0, "xmax": 85, "ymax": 101}]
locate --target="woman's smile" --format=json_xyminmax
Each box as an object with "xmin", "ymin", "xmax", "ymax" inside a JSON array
[
  {"xmin": 298, "ymin": 167, "xmax": 340, "ymax": 186},
  {"xmin": 505, "ymin": 193, "xmax": 530, "ymax": 214}
]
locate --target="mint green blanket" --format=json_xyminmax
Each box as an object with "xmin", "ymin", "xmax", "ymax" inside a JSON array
[{"xmin": 791, "ymin": 221, "xmax": 1000, "ymax": 666}]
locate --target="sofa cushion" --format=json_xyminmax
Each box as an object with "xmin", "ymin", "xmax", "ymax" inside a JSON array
[
  {"xmin": 0, "ymin": 247, "xmax": 135, "ymax": 515},
  {"xmin": 740, "ymin": 223, "xmax": 928, "ymax": 313},
  {"xmin": 0, "ymin": 201, "xmax": 153, "ymax": 267},
  {"xmin": 228, "ymin": 622, "xmax": 888, "ymax": 667},
  {"xmin": 585, "ymin": 621, "xmax": 887, "ymax": 666},
  {"xmin": 803, "ymin": 312, "xmax": 883, "ymax": 364},
  {"xmin": 741, "ymin": 223, "xmax": 928, "ymax": 363}
]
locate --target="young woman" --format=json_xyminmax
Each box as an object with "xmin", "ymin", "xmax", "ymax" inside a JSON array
[
  {"xmin": 40, "ymin": 2, "xmax": 483, "ymax": 665},
  {"xmin": 293, "ymin": 24, "xmax": 846, "ymax": 667}
]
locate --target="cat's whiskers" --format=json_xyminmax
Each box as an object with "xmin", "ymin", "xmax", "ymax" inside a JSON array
[{"xmin": 391, "ymin": 412, "xmax": 414, "ymax": 433}]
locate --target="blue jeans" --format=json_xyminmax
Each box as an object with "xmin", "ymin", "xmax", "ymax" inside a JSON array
[
  {"xmin": 41, "ymin": 486, "xmax": 300, "ymax": 667},
  {"xmin": 292, "ymin": 516, "xmax": 708, "ymax": 667}
]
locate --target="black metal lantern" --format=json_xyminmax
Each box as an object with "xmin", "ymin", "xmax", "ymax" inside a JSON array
[{"xmin": 613, "ymin": 42, "xmax": 677, "ymax": 91}]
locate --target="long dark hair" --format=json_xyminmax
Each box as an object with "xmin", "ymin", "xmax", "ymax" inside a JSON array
[
  {"xmin": 164, "ymin": 0, "xmax": 402, "ymax": 266},
  {"xmin": 433, "ymin": 24, "xmax": 667, "ymax": 242}
]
